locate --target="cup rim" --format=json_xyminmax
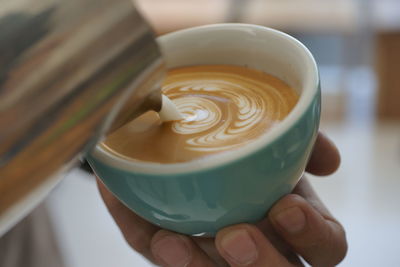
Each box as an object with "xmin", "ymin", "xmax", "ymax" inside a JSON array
[{"xmin": 91, "ymin": 23, "xmax": 319, "ymax": 175}]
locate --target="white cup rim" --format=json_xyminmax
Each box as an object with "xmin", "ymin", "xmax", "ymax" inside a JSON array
[{"xmin": 92, "ymin": 23, "xmax": 319, "ymax": 175}]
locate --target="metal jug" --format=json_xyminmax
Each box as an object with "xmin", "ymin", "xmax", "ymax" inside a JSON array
[{"xmin": 0, "ymin": 0, "xmax": 164, "ymax": 233}]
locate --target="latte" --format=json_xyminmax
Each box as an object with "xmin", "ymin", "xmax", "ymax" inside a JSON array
[{"xmin": 102, "ymin": 65, "xmax": 298, "ymax": 163}]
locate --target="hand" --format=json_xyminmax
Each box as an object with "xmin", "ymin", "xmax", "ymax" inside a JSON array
[{"xmin": 97, "ymin": 132, "xmax": 347, "ymax": 267}]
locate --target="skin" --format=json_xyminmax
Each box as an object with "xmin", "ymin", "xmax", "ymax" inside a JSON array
[{"xmin": 97, "ymin": 132, "xmax": 347, "ymax": 267}]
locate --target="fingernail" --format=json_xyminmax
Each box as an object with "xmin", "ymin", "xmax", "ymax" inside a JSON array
[
  {"xmin": 220, "ymin": 229, "xmax": 258, "ymax": 265},
  {"xmin": 273, "ymin": 206, "xmax": 306, "ymax": 234},
  {"xmin": 152, "ymin": 235, "xmax": 190, "ymax": 267}
]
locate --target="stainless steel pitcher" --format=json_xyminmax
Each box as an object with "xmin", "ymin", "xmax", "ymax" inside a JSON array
[{"xmin": 0, "ymin": 0, "xmax": 164, "ymax": 226}]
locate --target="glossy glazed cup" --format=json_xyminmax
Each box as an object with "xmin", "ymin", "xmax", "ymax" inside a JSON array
[{"xmin": 87, "ymin": 24, "xmax": 320, "ymax": 236}]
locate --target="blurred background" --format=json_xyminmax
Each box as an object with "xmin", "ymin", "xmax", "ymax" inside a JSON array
[{"xmin": 42, "ymin": 0, "xmax": 400, "ymax": 266}]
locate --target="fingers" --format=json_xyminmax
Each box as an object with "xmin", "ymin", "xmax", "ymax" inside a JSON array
[
  {"xmin": 306, "ymin": 132, "xmax": 341, "ymax": 176},
  {"xmin": 292, "ymin": 177, "xmax": 332, "ymax": 216},
  {"xmin": 151, "ymin": 230, "xmax": 215, "ymax": 267},
  {"xmin": 96, "ymin": 179, "xmax": 159, "ymax": 261},
  {"xmin": 269, "ymin": 180, "xmax": 347, "ymax": 267},
  {"xmin": 193, "ymin": 237, "xmax": 229, "ymax": 266},
  {"xmin": 98, "ymin": 179, "xmax": 218, "ymax": 267},
  {"xmin": 215, "ymin": 224, "xmax": 293, "ymax": 267}
]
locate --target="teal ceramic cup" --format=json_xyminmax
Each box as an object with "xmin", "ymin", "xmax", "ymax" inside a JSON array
[{"xmin": 87, "ymin": 24, "xmax": 320, "ymax": 236}]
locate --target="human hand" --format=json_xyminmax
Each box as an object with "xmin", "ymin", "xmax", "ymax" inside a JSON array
[{"xmin": 97, "ymin": 132, "xmax": 347, "ymax": 267}]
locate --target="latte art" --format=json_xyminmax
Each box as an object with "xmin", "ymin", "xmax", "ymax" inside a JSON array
[
  {"xmin": 164, "ymin": 67, "xmax": 295, "ymax": 152},
  {"xmin": 171, "ymin": 96, "xmax": 221, "ymax": 135},
  {"xmin": 102, "ymin": 65, "xmax": 299, "ymax": 163}
]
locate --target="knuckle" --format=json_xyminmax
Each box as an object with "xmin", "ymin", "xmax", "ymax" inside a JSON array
[{"xmin": 125, "ymin": 230, "xmax": 151, "ymax": 255}]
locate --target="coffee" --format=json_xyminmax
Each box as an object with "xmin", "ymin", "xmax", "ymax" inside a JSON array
[{"xmin": 102, "ymin": 65, "xmax": 298, "ymax": 163}]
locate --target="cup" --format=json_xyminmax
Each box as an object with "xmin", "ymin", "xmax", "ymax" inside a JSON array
[{"xmin": 87, "ymin": 24, "xmax": 320, "ymax": 236}]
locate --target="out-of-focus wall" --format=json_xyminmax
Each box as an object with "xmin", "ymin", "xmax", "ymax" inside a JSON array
[
  {"xmin": 135, "ymin": 0, "xmax": 400, "ymax": 121},
  {"xmin": 135, "ymin": 0, "xmax": 359, "ymax": 35}
]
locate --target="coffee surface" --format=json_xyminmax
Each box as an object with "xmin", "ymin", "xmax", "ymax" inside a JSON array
[{"xmin": 102, "ymin": 65, "xmax": 299, "ymax": 163}]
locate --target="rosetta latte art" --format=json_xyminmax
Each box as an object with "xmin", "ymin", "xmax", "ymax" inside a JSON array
[
  {"xmin": 102, "ymin": 65, "xmax": 299, "ymax": 164},
  {"xmin": 163, "ymin": 66, "xmax": 297, "ymax": 152}
]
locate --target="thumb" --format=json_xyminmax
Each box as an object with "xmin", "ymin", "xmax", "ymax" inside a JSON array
[{"xmin": 215, "ymin": 224, "xmax": 293, "ymax": 267}]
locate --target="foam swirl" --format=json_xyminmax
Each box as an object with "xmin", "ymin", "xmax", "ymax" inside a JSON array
[
  {"xmin": 171, "ymin": 97, "xmax": 221, "ymax": 135},
  {"xmin": 162, "ymin": 65, "xmax": 298, "ymax": 152}
]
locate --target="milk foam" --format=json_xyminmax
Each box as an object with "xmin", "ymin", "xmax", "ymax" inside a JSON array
[
  {"xmin": 102, "ymin": 65, "xmax": 299, "ymax": 163},
  {"xmin": 163, "ymin": 66, "xmax": 296, "ymax": 152},
  {"xmin": 158, "ymin": 94, "xmax": 184, "ymax": 122}
]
